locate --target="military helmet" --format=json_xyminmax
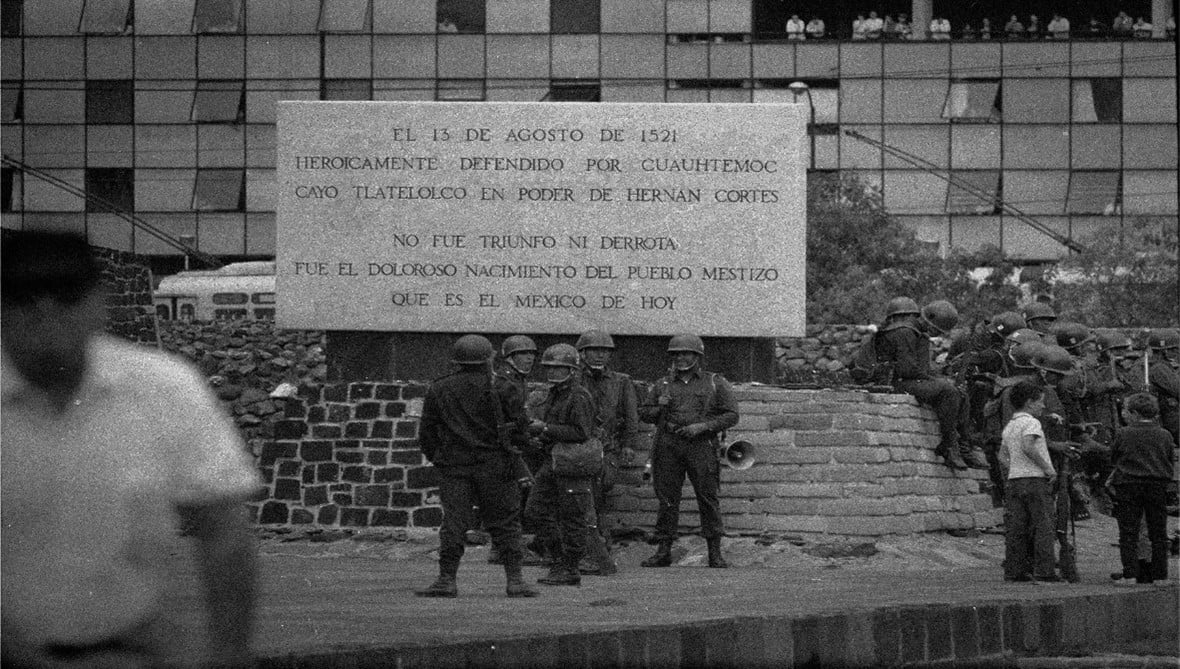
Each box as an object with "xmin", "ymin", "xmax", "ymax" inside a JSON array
[
  {"xmin": 540, "ymin": 343, "xmax": 580, "ymax": 369},
  {"xmin": 1022, "ymin": 302, "xmax": 1057, "ymax": 323},
  {"xmin": 575, "ymin": 329, "xmax": 615, "ymax": 350},
  {"xmin": 452, "ymin": 334, "xmax": 495, "ymax": 365},
  {"xmin": 1031, "ymin": 344, "xmax": 1076, "ymax": 375},
  {"xmin": 500, "ymin": 334, "xmax": 537, "ymax": 357},
  {"xmin": 920, "ymin": 300, "xmax": 959, "ymax": 335},
  {"xmin": 1006, "ymin": 328, "xmax": 1043, "ymax": 347},
  {"xmin": 1052, "ymin": 321, "xmax": 1094, "ymax": 351},
  {"xmin": 1008, "ymin": 340, "xmax": 1048, "ymax": 369},
  {"xmin": 1146, "ymin": 329, "xmax": 1180, "ymax": 350},
  {"xmin": 667, "ymin": 333, "xmax": 705, "ymax": 355},
  {"xmin": 885, "ymin": 296, "xmax": 920, "ymax": 318},
  {"xmin": 1095, "ymin": 329, "xmax": 1132, "ymax": 353},
  {"xmin": 988, "ymin": 311, "xmax": 1027, "ymax": 338}
]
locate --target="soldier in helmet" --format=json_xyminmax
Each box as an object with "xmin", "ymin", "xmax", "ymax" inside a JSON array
[
  {"xmin": 946, "ymin": 311, "xmax": 1029, "ymax": 503},
  {"xmin": 485, "ymin": 335, "xmax": 539, "ymax": 566},
  {"xmin": 416, "ymin": 335, "xmax": 538, "ymax": 599},
  {"xmin": 574, "ymin": 329, "xmax": 639, "ymax": 576},
  {"xmin": 875, "ymin": 298, "xmax": 984, "ymax": 470},
  {"xmin": 639, "ymin": 333, "xmax": 739, "ymax": 569},
  {"xmin": 1023, "ymin": 303, "xmax": 1058, "ymax": 338},
  {"xmin": 1052, "ymin": 321, "xmax": 1103, "ymax": 519},
  {"xmin": 1144, "ymin": 329, "xmax": 1179, "ymax": 446},
  {"xmin": 522, "ymin": 343, "xmax": 598, "ymax": 587}
]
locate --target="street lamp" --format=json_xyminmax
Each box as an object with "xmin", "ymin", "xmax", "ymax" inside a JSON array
[{"xmin": 787, "ymin": 81, "xmax": 815, "ymax": 170}]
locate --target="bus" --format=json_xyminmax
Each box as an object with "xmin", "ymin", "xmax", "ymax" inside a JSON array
[{"xmin": 153, "ymin": 260, "xmax": 276, "ymax": 321}]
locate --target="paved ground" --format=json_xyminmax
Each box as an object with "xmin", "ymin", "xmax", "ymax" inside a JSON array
[{"xmin": 163, "ymin": 512, "xmax": 1179, "ymax": 666}]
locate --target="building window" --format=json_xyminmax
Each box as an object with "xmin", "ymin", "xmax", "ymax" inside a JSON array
[
  {"xmin": 437, "ymin": 0, "xmax": 484, "ymax": 33},
  {"xmin": 946, "ymin": 170, "xmax": 1001, "ymax": 214},
  {"xmin": 191, "ymin": 80, "xmax": 245, "ymax": 122},
  {"xmin": 85, "ymin": 168, "xmax": 135, "ymax": 213},
  {"xmin": 1071, "ymin": 78, "xmax": 1121, "ymax": 123},
  {"xmin": 79, "ymin": 0, "xmax": 131, "ymax": 33},
  {"xmin": 551, "ymin": 0, "xmax": 599, "ymax": 34},
  {"xmin": 86, "ymin": 80, "xmax": 134, "ymax": 124},
  {"xmin": 545, "ymin": 79, "xmax": 600, "ymax": 102},
  {"xmin": 194, "ymin": 0, "xmax": 242, "ymax": 33},
  {"xmin": 1, "ymin": 85, "xmax": 22, "ymax": 122},
  {"xmin": 321, "ymin": 79, "xmax": 372, "ymax": 100},
  {"xmin": 1067, "ymin": 170, "xmax": 1121, "ymax": 215},
  {"xmin": 2, "ymin": 0, "xmax": 22, "ymax": 36},
  {"xmin": 942, "ymin": 80, "xmax": 1001, "ymax": 122},
  {"xmin": 318, "ymin": 0, "xmax": 370, "ymax": 32},
  {"xmin": 436, "ymin": 79, "xmax": 485, "ymax": 101},
  {"xmin": 1, "ymin": 167, "xmax": 15, "ymax": 212},
  {"xmin": 193, "ymin": 169, "xmax": 245, "ymax": 211}
]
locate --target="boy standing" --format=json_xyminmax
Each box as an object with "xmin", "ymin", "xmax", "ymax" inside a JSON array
[
  {"xmin": 1107, "ymin": 393, "xmax": 1175, "ymax": 585},
  {"xmin": 1000, "ymin": 380, "xmax": 1060, "ymax": 582}
]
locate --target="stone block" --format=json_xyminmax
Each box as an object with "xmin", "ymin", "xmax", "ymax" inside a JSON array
[
  {"xmin": 977, "ymin": 604, "xmax": 1002, "ymax": 656},
  {"xmin": 258, "ymin": 501, "xmax": 289, "ymax": 524},
  {"xmin": 348, "ymin": 383, "xmax": 373, "ymax": 400},
  {"xmin": 871, "ymin": 609, "xmax": 901, "ymax": 667},
  {"xmin": 335, "ymin": 449, "xmax": 365, "ymax": 464},
  {"xmin": 750, "ymin": 498, "xmax": 820, "ymax": 515},
  {"xmin": 332, "ymin": 492, "xmax": 353, "ymax": 506},
  {"xmin": 388, "ymin": 449, "xmax": 423, "ymax": 465},
  {"xmin": 371, "ymin": 420, "xmax": 393, "ymax": 438},
  {"xmin": 769, "ymin": 414, "xmax": 834, "ymax": 431},
  {"xmin": 367, "ymin": 450, "xmax": 387, "ymax": 466},
  {"xmin": 898, "ymin": 607, "xmax": 927, "ymax": 664},
  {"xmin": 322, "ymin": 384, "xmax": 348, "ymax": 402},
  {"xmin": 384, "ymin": 403, "xmax": 406, "ymax": 418},
  {"xmin": 926, "ymin": 605, "xmax": 953, "ymax": 661},
  {"xmin": 642, "ymin": 625, "xmax": 682, "ymax": 668},
  {"xmin": 762, "ymin": 446, "xmax": 833, "ymax": 465},
  {"xmin": 396, "ymin": 421, "xmax": 418, "ymax": 438},
  {"xmin": 1038, "ymin": 602, "xmax": 1063, "ymax": 655},
  {"xmin": 340, "ymin": 507, "xmax": 370, "ymax": 527},
  {"xmin": 402, "ymin": 383, "xmax": 427, "ymax": 399},
  {"xmin": 390, "ymin": 491, "xmax": 422, "ymax": 507},
  {"xmin": 273, "ymin": 419, "xmax": 306, "ymax": 439},
  {"xmin": 303, "ymin": 485, "xmax": 328, "ymax": 506},
  {"xmin": 316, "ymin": 505, "xmax": 339, "ymax": 525},
  {"xmin": 273, "ymin": 477, "xmax": 301, "ymax": 501},
  {"xmin": 290, "ymin": 509, "xmax": 314, "ymax": 524},
  {"xmin": 411, "ymin": 506, "xmax": 442, "ymax": 527},
  {"xmin": 793, "ymin": 615, "xmax": 849, "ymax": 668},
  {"xmin": 326, "ymin": 403, "xmax": 351, "ymax": 423},
  {"xmin": 354, "ymin": 401, "xmax": 380, "ymax": 419},
  {"xmin": 307, "ymin": 405, "xmax": 327, "ymax": 423},
  {"xmin": 344, "ymin": 421, "xmax": 369, "ymax": 438},
  {"xmin": 259, "ymin": 441, "xmax": 297, "ymax": 466},
  {"xmin": 317, "ymin": 462, "xmax": 340, "ymax": 482},
  {"xmin": 355, "ymin": 484, "xmax": 390, "ymax": 506},
  {"xmin": 832, "ymin": 447, "xmax": 891, "ymax": 464},
  {"xmin": 342, "ymin": 465, "xmax": 371, "ymax": 483},
  {"xmin": 371, "ymin": 508, "xmax": 409, "ymax": 526},
  {"xmin": 818, "ymin": 497, "xmax": 898, "ymax": 516},
  {"xmin": 832, "ymin": 414, "xmax": 887, "ymax": 431},
  {"xmin": 374, "ymin": 384, "xmax": 401, "ymax": 400},
  {"xmin": 300, "ymin": 440, "xmax": 333, "ymax": 462},
  {"xmin": 755, "ymin": 515, "xmax": 827, "ymax": 533},
  {"xmin": 794, "ymin": 431, "xmax": 872, "ymax": 447}
]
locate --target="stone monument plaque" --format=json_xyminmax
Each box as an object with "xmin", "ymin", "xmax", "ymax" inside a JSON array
[{"xmin": 277, "ymin": 101, "xmax": 807, "ymax": 337}]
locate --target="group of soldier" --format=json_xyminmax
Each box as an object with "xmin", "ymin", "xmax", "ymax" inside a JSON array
[
  {"xmin": 873, "ymin": 296, "xmax": 1179, "ymax": 581},
  {"xmin": 414, "ymin": 330, "xmax": 738, "ymax": 598}
]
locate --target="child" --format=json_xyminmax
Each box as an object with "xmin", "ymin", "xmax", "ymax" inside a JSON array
[
  {"xmin": 1107, "ymin": 393, "xmax": 1175, "ymax": 585},
  {"xmin": 1000, "ymin": 380, "xmax": 1060, "ymax": 582}
]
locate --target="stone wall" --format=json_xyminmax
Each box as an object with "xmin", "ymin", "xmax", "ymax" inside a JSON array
[
  {"xmin": 248, "ymin": 383, "xmax": 999, "ymax": 537},
  {"xmin": 612, "ymin": 387, "xmax": 999, "ymax": 537}
]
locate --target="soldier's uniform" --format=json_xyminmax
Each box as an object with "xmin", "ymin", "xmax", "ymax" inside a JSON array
[
  {"xmin": 523, "ymin": 344, "xmax": 599, "ymax": 587},
  {"xmin": 639, "ymin": 334, "xmax": 738, "ymax": 569},
  {"xmin": 416, "ymin": 335, "xmax": 537, "ymax": 599},
  {"xmin": 574, "ymin": 330, "xmax": 638, "ymax": 576},
  {"xmin": 1145, "ymin": 329, "xmax": 1180, "ymax": 446},
  {"xmin": 876, "ymin": 298, "xmax": 981, "ymax": 470}
]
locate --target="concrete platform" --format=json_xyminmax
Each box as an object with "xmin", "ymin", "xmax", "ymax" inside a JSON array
[{"xmin": 162, "ymin": 514, "xmax": 1179, "ymax": 668}]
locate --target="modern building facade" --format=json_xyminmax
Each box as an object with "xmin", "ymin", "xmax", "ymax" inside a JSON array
[{"xmin": 1, "ymin": 0, "xmax": 1176, "ymax": 271}]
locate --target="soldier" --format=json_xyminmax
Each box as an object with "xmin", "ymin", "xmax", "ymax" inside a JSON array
[
  {"xmin": 574, "ymin": 329, "xmax": 639, "ymax": 576},
  {"xmin": 523, "ymin": 344, "xmax": 599, "ymax": 587},
  {"xmin": 486, "ymin": 335, "xmax": 538, "ymax": 566},
  {"xmin": 1023, "ymin": 302, "xmax": 1057, "ymax": 338},
  {"xmin": 639, "ymin": 334, "xmax": 739, "ymax": 569},
  {"xmin": 415, "ymin": 334, "xmax": 538, "ymax": 599},
  {"xmin": 1053, "ymin": 321, "xmax": 1103, "ymax": 519},
  {"xmin": 947, "ymin": 311, "xmax": 1028, "ymax": 503},
  {"xmin": 875, "ymin": 297, "xmax": 985, "ymax": 470},
  {"xmin": 1144, "ymin": 329, "xmax": 1179, "ymax": 446}
]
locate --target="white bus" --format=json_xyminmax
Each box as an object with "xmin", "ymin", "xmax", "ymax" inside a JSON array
[{"xmin": 153, "ymin": 260, "xmax": 276, "ymax": 321}]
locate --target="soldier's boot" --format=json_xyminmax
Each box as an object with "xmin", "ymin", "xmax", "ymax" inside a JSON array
[
  {"xmin": 939, "ymin": 441, "xmax": 968, "ymax": 470},
  {"xmin": 505, "ymin": 564, "xmax": 539, "ymax": 598},
  {"xmin": 641, "ymin": 540, "xmax": 674, "ymax": 568},
  {"xmin": 581, "ymin": 528, "xmax": 617, "ymax": 576},
  {"xmin": 537, "ymin": 558, "xmax": 581, "ymax": 586},
  {"xmin": 414, "ymin": 574, "xmax": 458, "ymax": 598},
  {"xmin": 707, "ymin": 537, "xmax": 729, "ymax": 569}
]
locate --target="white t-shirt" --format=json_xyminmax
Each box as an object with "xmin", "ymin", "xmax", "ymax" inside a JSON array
[
  {"xmin": 1000, "ymin": 411, "xmax": 1053, "ymax": 479},
  {"xmin": 1, "ymin": 335, "xmax": 261, "ymax": 647}
]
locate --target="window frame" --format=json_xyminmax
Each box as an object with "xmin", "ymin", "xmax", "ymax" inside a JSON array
[
  {"xmin": 436, "ymin": 0, "xmax": 485, "ymax": 34},
  {"xmin": 318, "ymin": 0, "xmax": 371, "ymax": 33},
  {"xmin": 78, "ymin": 0, "xmax": 132, "ymax": 34},
  {"xmin": 191, "ymin": 80, "xmax": 245, "ymax": 123},
  {"xmin": 193, "ymin": 0, "xmax": 242, "ymax": 34},
  {"xmin": 1066, "ymin": 170, "xmax": 1122, "ymax": 215},
  {"xmin": 192, "ymin": 168, "xmax": 246, "ymax": 211},
  {"xmin": 85, "ymin": 167, "xmax": 135, "ymax": 213},
  {"xmin": 941, "ymin": 79, "xmax": 1001, "ymax": 123},
  {"xmin": 945, "ymin": 169, "xmax": 1001, "ymax": 215},
  {"xmin": 86, "ymin": 79, "xmax": 134, "ymax": 124},
  {"xmin": 435, "ymin": 79, "xmax": 485, "ymax": 101},
  {"xmin": 320, "ymin": 78, "xmax": 374, "ymax": 100}
]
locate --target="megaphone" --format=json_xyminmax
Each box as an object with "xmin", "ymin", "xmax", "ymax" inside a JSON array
[{"xmin": 718, "ymin": 440, "xmax": 756, "ymax": 470}]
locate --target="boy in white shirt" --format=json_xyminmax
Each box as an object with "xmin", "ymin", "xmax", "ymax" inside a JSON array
[{"xmin": 999, "ymin": 380, "xmax": 1061, "ymax": 582}]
